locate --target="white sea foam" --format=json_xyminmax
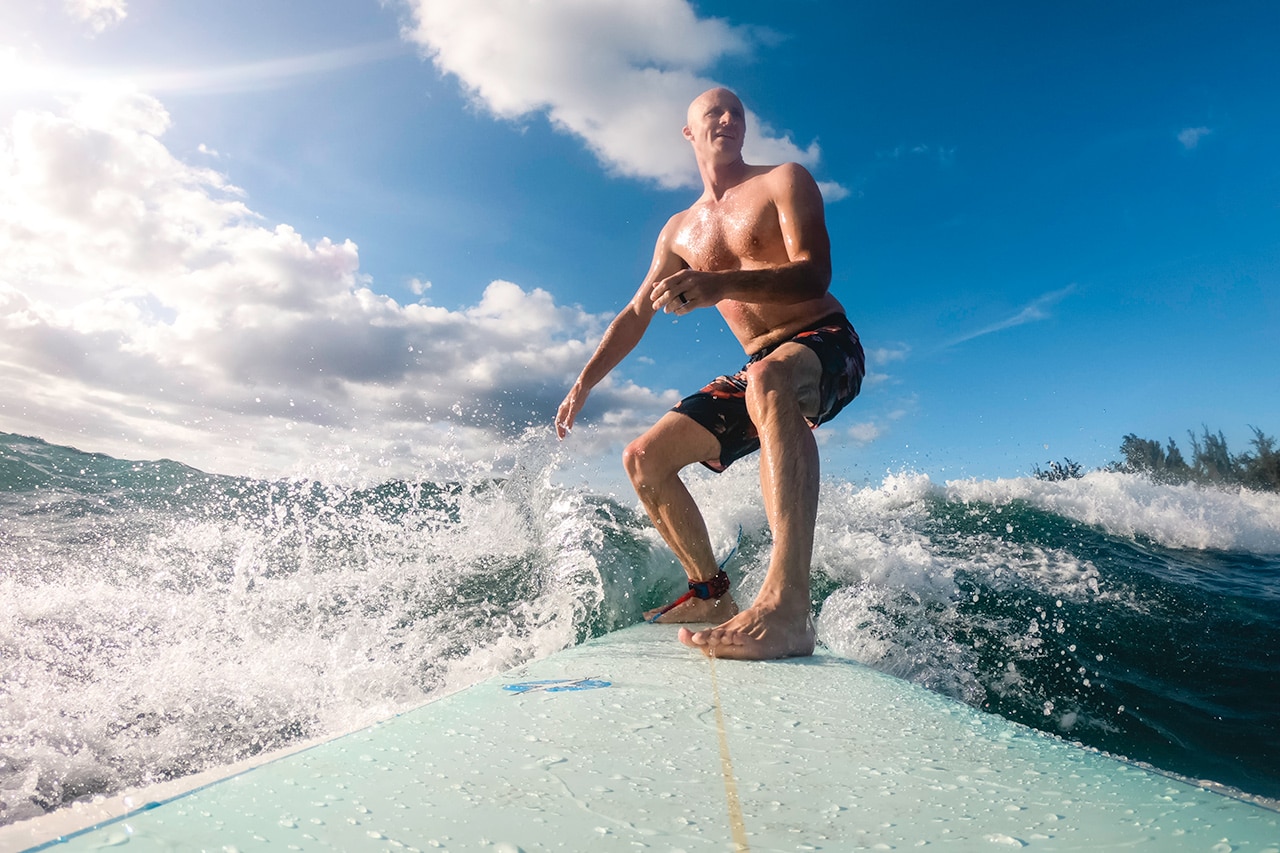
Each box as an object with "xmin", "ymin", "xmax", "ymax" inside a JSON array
[
  {"xmin": 0, "ymin": 441, "xmax": 620, "ymax": 825},
  {"xmin": 945, "ymin": 470, "xmax": 1280, "ymax": 554}
]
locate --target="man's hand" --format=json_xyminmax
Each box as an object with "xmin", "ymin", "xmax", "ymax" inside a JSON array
[
  {"xmin": 555, "ymin": 384, "xmax": 587, "ymax": 439},
  {"xmin": 651, "ymin": 269, "xmax": 725, "ymax": 315}
]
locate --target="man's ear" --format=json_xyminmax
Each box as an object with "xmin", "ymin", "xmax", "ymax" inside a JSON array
[{"xmin": 682, "ymin": 125, "xmax": 694, "ymax": 142}]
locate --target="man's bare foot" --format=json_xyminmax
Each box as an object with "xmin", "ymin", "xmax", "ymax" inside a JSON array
[
  {"xmin": 644, "ymin": 593, "xmax": 739, "ymax": 624},
  {"xmin": 678, "ymin": 602, "xmax": 815, "ymax": 660}
]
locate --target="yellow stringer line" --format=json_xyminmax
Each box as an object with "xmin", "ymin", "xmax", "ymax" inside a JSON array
[{"xmin": 708, "ymin": 652, "xmax": 751, "ymax": 852}]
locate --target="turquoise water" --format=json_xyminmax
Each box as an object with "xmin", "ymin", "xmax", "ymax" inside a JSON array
[{"xmin": 1, "ymin": 430, "xmax": 1278, "ymax": 825}]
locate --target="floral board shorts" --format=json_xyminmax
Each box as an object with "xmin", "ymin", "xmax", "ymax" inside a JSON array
[{"xmin": 672, "ymin": 313, "xmax": 865, "ymax": 472}]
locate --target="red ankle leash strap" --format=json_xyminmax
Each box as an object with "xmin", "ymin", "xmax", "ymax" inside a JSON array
[
  {"xmin": 648, "ymin": 570, "xmax": 730, "ymax": 623},
  {"xmin": 689, "ymin": 569, "xmax": 731, "ymax": 600}
]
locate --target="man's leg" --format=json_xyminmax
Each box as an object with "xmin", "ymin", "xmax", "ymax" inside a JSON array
[
  {"xmin": 681, "ymin": 343, "xmax": 822, "ymax": 659},
  {"xmin": 624, "ymin": 411, "xmax": 740, "ymax": 623}
]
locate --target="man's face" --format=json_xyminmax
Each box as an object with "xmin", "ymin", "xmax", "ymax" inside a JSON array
[{"xmin": 685, "ymin": 89, "xmax": 745, "ymax": 160}]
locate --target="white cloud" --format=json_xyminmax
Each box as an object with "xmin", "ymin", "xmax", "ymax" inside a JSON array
[
  {"xmin": 65, "ymin": 0, "xmax": 127, "ymax": 35},
  {"xmin": 0, "ymin": 93, "xmax": 665, "ymax": 479},
  {"xmin": 862, "ymin": 342, "xmax": 909, "ymax": 389},
  {"xmin": 818, "ymin": 181, "xmax": 851, "ymax": 202},
  {"xmin": 877, "ymin": 143, "xmax": 956, "ymax": 166},
  {"xmin": 1177, "ymin": 126, "xmax": 1212, "ymax": 150},
  {"xmin": 401, "ymin": 0, "xmax": 837, "ymax": 191},
  {"xmin": 946, "ymin": 285, "xmax": 1077, "ymax": 348},
  {"xmin": 844, "ymin": 421, "xmax": 883, "ymax": 444},
  {"xmin": 868, "ymin": 344, "xmax": 909, "ymax": 366}
]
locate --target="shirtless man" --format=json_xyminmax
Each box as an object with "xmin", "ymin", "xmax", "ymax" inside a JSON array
[{"xmin": 555, "ymin": 88, "xmax": 864, "ymax": 660}]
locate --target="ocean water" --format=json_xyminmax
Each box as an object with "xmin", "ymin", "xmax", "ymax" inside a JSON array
[{"xmin": 1, "ymin": 430, "xmax": 1278, "ymax": 827}]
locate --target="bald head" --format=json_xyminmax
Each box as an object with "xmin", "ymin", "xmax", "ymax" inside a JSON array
[
  {"xmin": 683, "ymin": 87, "xmax": 747, "ymax": 167},
  {"xmin": 686, "ymin": 87, "xmax": 743, "ymax": 127}
]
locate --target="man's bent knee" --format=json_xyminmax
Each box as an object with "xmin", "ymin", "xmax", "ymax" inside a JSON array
[
  {"xmin": 622, "ymin": 438, "xmax": 651, "ymax": 487},
  {"xmin": 745, "ymin": 353, "xmax": 819, "ymax": 419},
  {"xmin": 624, "ymin": 415, "xmax": 721, "ymax": 487},
  {"xmin": 744, "ymin": 357, "xmax": 791, "ymax": 390},
  {"xmin": 623, "ymin": 432, "xmax": 679, "ymax": 490}
]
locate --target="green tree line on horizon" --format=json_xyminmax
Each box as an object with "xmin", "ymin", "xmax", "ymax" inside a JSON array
[{"xmin": 1033, "ymin": 426, "xmax": 1280, "ymax": 492}]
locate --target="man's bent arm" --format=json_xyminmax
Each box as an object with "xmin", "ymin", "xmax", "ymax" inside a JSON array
[
  {"xmin": 703, "ymin": 258, "xmax": 829, "ymax": 304},
  {"xmin": 555, "ymin": 217, "xmax": 685, "ymax": 439}
]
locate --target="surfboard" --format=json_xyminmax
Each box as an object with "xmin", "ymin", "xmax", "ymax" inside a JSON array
[{"xmin": 9, "ymin": 623, "xmax": 1279, "ymax": 851}]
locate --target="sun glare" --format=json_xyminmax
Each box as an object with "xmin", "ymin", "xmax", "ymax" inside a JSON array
[{"xmin": 0, "ymin": 47, "xmax": 67, "ymax": 96}]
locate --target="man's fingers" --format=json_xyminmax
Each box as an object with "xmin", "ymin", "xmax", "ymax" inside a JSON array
[
  {"xmin": 656, "ymin": 284, "xmax": 692, "ymax": 314},
  {"xmin": 653, "ymin": 270, "xmax": 693, "ymax": 313},
  {"xmin": 556, "ymin": 391, "xmax": 584, "ymax": 439}
]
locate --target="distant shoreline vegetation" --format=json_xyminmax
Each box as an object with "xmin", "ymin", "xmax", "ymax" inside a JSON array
[{"xmin": 1033, "ymin": 426, "xmax": 1280, "ymax": 492}]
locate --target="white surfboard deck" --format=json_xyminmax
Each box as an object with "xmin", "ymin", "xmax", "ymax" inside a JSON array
[{"xmin": 10, "ymin": 623, "xmax": 1279, "ymax": 851}]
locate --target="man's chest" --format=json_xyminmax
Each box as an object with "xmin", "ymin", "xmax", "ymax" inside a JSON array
[{"xmin": 673, "ymin": 198, "xmax": 784, "ymax": 271}]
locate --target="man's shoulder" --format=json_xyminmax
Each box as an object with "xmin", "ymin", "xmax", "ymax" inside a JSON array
[
  {"xmin": 726, "ymin": 163, "xmax": 818, "ymax": 202},
  {"xmin": 758, "ymin": 163, "xmax": 824, "ymax": 210},
  {"xmin": 660, "ymin": 207, "xmax": 693, "ymax": 237},
  {"xmin": 762, "ymin": 161, "xmax": 817, "ymax": 186},
  {"xmin": 761, "ymin": 161, "xmax": 810, "ymax": 174}
]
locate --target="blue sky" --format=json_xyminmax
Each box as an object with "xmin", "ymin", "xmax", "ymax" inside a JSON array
[{"xmin": 0, "ymin": 0, "xmax": 1277, "ymax": 486}]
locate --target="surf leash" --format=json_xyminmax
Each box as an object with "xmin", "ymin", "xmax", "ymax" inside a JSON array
[{"xmin": 648, "ymin": 525, "xmax": 743, "ymax": 623}]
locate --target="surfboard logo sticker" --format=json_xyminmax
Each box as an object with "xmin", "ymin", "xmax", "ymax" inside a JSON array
[{"xmin": 502, "ymin": 677, "xmax": 611, "ymax": 694}]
